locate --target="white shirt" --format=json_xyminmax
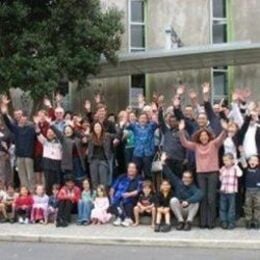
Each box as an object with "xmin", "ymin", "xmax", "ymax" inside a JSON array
[
  {"xmin": 224, "ymin": 137, "xmax": 237, "ymax": 160},
  {"xmin": 243, "ymin": 123, "xmax": 257, "ymax": 158}
]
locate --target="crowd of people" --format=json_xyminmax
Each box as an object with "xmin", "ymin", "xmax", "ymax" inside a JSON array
[{"xmin": 0, "ymin": 82, "xmax": 259, "ymax": 232}]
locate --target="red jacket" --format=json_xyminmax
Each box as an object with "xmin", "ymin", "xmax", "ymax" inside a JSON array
[
  {"xmin": 57, "ymin": 186, "xmax": 81, "ymax": 203},
  {"xmin": 34, "ymin": 121, "xmax": 50, "ymax": 157},
  {"xmin": 15, "ymin": 195, "xmax": 33, "ymax": 209}
]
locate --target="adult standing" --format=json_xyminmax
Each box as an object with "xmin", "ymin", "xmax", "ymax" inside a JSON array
[{"xmin": 179, "ymin": 119, "xmax": 227, "ymax": 229}]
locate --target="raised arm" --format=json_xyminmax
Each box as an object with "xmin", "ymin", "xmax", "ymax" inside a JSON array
[{"xmin": 179, "ymin": 120, "xmax": 196, "ymax": 150}]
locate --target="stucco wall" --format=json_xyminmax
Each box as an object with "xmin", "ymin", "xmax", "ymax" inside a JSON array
[{"xmin": 231, "ymin": 0, "xmax": 260, "ymax": 99}]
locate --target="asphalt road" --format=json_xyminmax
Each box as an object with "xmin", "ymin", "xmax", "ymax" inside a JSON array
[{"xmin": 0, "ymin": 242, "xmax": 260, "ymax": 260}]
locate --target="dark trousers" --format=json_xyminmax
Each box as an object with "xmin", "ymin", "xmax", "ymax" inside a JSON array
[
  {"xmin": 57, "ymin": 200, "xmax": 73, "ymax": 224},
  {"xmin": 219, "ymin": 193, "xmax": 236, "ymax": 225},
  {"xmin": 165, "ymin": 158, "xmax": 184, "ymax": 178},
  {"xmin": 197, "ymin": 172, "xmax": 218, "ymax": 227},
  {"xmin": 108, "ymin": 203, "xmax": 134, "ymax": 220},
  {"xmin": 15, "ymin": 207, "xmax": 31, "ymax": 220},
  {"xmin": 124, "ymin": 148, "xmax": 134, "ymax": 167},
  {"xmin": 133, "ymin": 156, "xmax": 152, "ymax": 179},
  {"xmin": 44, "ymin": 170, "xmax": 60, "ymax": 196}
]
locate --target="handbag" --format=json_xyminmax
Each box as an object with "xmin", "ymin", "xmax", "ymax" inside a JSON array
[{"xmin": 151, "ymin": 151, "xmax": 162, "ymax": 173}]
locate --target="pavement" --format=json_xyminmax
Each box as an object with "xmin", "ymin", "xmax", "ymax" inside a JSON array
[
  {"xmin": 1, "ymin": 242, "xmax": 260, "ymax": 260},
  {"xmin": 0, "ymin": 223, "xmax": 260, "ymax": 250}
]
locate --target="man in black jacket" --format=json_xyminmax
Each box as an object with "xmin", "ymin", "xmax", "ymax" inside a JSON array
[{"xmin": 0, "ymin": 102, "xmax": 36, "ymax": 191}]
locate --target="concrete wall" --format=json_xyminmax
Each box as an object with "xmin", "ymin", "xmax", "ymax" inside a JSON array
[{"xmin": 231, "ymin": 0, "xmax": 260, "ymax": 99}]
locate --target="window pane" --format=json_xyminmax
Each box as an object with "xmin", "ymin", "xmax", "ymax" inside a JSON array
[
  {"xmin": 213, "ymin": 71, "xmax": 228, "ymax": 96},
  {"xmin": 131, "ymin": 74, "xmax": 146, "ymax": 89},
  {"xmin": 213, "ymin": 0, "xmax": 226, "ymax": 18},
  {"xmin": 131, "ymin": 1, "xmax": 144, "ymax": 22},
  {"xmin": 131, "ymin": 25, "xmax": 145, "ymax": 48},
  {"xmin": 213, "ymin": 24, "xmax": 227, "ymax": 43}
]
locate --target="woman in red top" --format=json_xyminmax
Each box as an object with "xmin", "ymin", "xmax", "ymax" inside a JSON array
[
  {"xmin": 14, "ymin": 186, "xmax": 33, "ymax": 224},
  {"xmin": 56, "ymin": 175, "xmax": 81, "ymax": 227},
  {"xmin": 179, "ymin": 119, "xmax": 228, "ymax": 229}
]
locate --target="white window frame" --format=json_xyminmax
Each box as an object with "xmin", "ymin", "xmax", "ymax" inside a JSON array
[
  {"xmin": 128, "ymin": 0, "xmax": 146, "ymax": 53},
  {"xmin": 210, "ymin": 0, "xmax": 229, "ymax": 102}
]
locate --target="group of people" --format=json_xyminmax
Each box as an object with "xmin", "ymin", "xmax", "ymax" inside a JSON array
[{"xmin": 0, "ymin": 82, "xmax": 259, "ymax": 232}]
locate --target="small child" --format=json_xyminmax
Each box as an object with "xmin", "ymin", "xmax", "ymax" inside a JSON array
[
  {"xmin": 154, "ymin": 180, "xmax": 173, "ymax": 233},
  {"xmin": 77, "ymin": 179, "xmax": 96, "ymax": 225},
  {"xmin": 47, "ymin": 184, "xmax": 59, "ymax": 223},
  {"xmin": 14, "ymin": 186, "xmax": 33, "ymax": 224},
  {"xmin": 242, "ymin": 155, "xmax": 260, "ymax": 229},
  {"xmin": 5, "ymin": 185, "xmax": 18, "ymax": 222},
  {"xmin": 0, "ymin": 181, "xmax": 7, "ymax": 222},
  {"xmin": 91, "ymin": 185, "xmax": 111, "ymax": 224},
  {"xmin": 133, "ymin": 180, "xmax": 156, "ymax": 228},
  {"xmin": 31, "ymin": 185, "xmax": 49, "ymax": 224},
  {"xmin": 219, "ymin": 153, "xmax": 243, "ymax": 230}
]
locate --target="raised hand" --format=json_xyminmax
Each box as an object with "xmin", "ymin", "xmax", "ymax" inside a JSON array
[
  {"xmin": 179, "ymin": 119, "xmax": 185, "ymax": 131},
  {"xmin": 84, "ymin": 100, "xmax": 91, "ymax": 112},
  {"xmin": 188, "ymin": 89, "xmax": 197, "ymax": 100},
  {"xmin": 172, "ymin": 96, "xmax": 181, "ymax": 108},
  {"xmin": 94, "ymin": 93, "xmax": 101, "ymax": 104},
  {"xmin": 33, "ymin": 116, "xmax": 40, "ymax": 125},
  {"xmin": 137, "ymin": 94, "xmax": 145, "ymax": 109},
  {"xmin": 157, "ymin": 94, "xmax": 165, "ymax": 107},
  {"xmin": 176, "ymin": 84, "xmax": 185, "ymax": 96},
  {"xmin": 0, "ymin": 95, "xmax": 10, "ymax": 106},
  {"xmin": 202, "ymin": 82, "xmax": 210, "ymax": 94},
  {"xmin": 220, "ymin": 119, "xmax": 228, "ymax": 130},
  {"xmin": 43, "ymin": 98, "xmax": 52, "ymax": 108}
]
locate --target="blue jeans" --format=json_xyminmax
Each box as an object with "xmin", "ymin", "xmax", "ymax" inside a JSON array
[
  {"xmin": 73, "ymin": 157, "xmax": 87, "ymax": 183},
  {"xmin": 77, "ymin": 200, "xmax": 93, "ymax": 222},
  {"xmin": 219, "ymin": 193, "xmax": 236, "ymax": 225}
]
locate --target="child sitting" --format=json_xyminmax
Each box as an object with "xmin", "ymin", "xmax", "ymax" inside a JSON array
[
  {"xmin": 14, "ymin": 186, "xmax": 33, "ymax": 224},
  {"xmin": 47, "ymin": 184, "xmax": 59, "ymax": 223},
  {"xmin": 5, "ymin": 185, "xmax": 18, "ymax": 222},
  {"xmin": 91, "ymin": 185, "xmax": 111, "ymax": 224},
  {"xmin": 31, "ymin": 185, "xmax": 49, "ymax": 224},
  {"xmin": 56, "ymin": 175, "xmax": 81, "ymax": 227},
  {"xmin": 0, "ymin": 180, "xmax": 7, "ymax": 222},
  {"xmin": 77, "ymin": 179, "xmax": 96, "ymax": 225},
  {"xmin": 133, "ymin": 180, "xmax": 156, "ymax": 228},
  {"xmin": 154, "ymin": 180, "xmax": 173, "ymax": 233},
  {"xmin": 219, "ymin": 153, "xmax": 243, "ymax": 230},
  {"xmin": 241, "ymin": 154, "xmax": 260, "ymax": 229}
]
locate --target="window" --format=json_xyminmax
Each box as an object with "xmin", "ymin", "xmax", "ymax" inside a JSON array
[
  {"xmin": 129, "ymin": 1, "xmax": 146, "ymax": 106},
  {"xmin": 213, "ymin": 0, "xmax": 226, "ymax": 18},
  {"xmin": 129, "ymin": 0, "xmax": 146, "ymax": 52},
  {"xmin": 129, "ymin": 74, "xmax": 146, "ymax": 107},
  {"xmin": 211, "ymin": 0, "xmax": 228, "ymax": 100}
]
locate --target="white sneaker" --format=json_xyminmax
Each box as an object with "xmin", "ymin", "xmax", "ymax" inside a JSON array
[
  {"xmin": 121, "ymin": 218, "xmax": 133, "ymax": 227},
  {"xmin": 18, "ymin": 217, "xmax": 24, "ymax": 224},
  {"xmin": 24, "ymin": 218, "xmax": 29, "ymax": 224},
  {"xmin": 113, "ymin": 217, "xmax": 122, "ymax": 226}
]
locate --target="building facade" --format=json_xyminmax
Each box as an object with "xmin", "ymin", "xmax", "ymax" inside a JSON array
[{"xmin": 70, "ymin": 0, "xmax": 260, "ymax": 113}]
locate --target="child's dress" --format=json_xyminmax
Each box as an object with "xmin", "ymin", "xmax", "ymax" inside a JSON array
[
  {"xmin": 91, "ymin": 197, "xmax": 111, "ymax": 223},
  {"xmin": 31, "ymin": 194, "xmax": 49, "ymax": 222}
]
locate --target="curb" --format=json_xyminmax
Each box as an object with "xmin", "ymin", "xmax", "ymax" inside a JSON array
[{"xmin": 1, "ymin": 234, "xmax": 260, "ymax": 250}]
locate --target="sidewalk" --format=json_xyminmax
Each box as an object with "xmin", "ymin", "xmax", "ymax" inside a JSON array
[{"xmin": 0, "ymin": 223, "xmax": 260, "ymax": 249}]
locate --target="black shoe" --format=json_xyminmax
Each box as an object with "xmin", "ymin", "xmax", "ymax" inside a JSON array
[
  {"xmin": 245, "ymin": 220, "xmax": 252, "ymax": 229},
  {"xmin": 227, "ymin": 223, "xmax": 236, "ymax": 230},
  {"xmin": 220, "ymin": 222, "xmax": 228, "ymax": 230},
  {"xmin": 176, "ymin": 222, "xmax": 184, "ymax": 231},
  {"xmin": 154, "ymin": 224, "xmax": 160, "ymax": 232},
  {"xmin": 184, "ymin": 221, "xmax": 192, "ymax": 231},
  {"xmin": 161, "ymin": 224, "xmax": 171, "ymax": 233},
  {"xmin": 61, "ymin": 221, "xmax": 68, "ymax": 227},
  {"xmin": 9, "ymin": 218, "xmax": 15, "ymax": 224},
  {"xmin": 252, "ymin": 221, "xmax": 259, "ymax": 230},
  {"xmin": 56, "ymin": 221, "xmax": 63, "ymax": 227},
  {"xmin": 208, "ymin": 225, "xmax": 215, "ymax": 230}
]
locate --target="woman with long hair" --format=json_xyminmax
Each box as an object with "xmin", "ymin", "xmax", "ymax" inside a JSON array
[{"xmin": 179, "ymin": 119, "xmax": 228, "ymax": 229}]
